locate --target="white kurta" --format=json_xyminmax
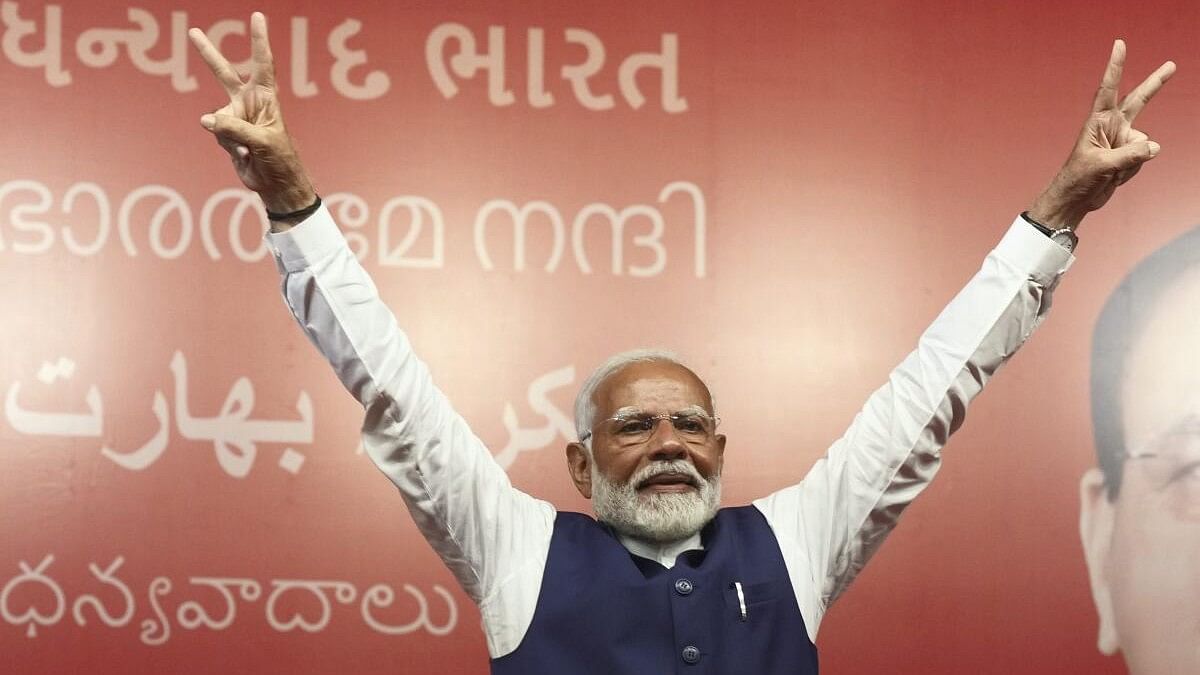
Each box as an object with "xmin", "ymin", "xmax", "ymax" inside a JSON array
[{"xmin": 265, "ymin": 209, "xmax": 1072, "ymax": 657}]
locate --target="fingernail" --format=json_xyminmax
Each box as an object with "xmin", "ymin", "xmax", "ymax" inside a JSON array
[
  {"xmin": 200, "ymin": 114, "xmax": 215, "ymax": 130},
  {"xmin": 1148, "ymin": 141, "xmax": 1161, "ymax": 156}
]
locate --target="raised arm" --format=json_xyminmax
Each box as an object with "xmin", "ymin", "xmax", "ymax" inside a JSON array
[
  {"xmin": 754, "ymin": 41, "xmax": 1175, "ymax": 642},
  {"xmin": 189, "ymin": 13, "xmax": 555, "ymax": 657}
]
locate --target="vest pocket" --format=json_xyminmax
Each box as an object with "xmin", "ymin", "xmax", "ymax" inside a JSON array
[{"xmin": 724, "ymin": 578, "xmax": 790, "ymax": 623}]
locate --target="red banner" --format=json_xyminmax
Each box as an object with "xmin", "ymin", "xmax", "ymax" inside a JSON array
[{"xmin": 2, "ymin": 1, "xmax": 1197, "ymax": 673}]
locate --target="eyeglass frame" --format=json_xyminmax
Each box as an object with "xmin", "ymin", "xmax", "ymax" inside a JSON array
[
  {"xmin": 1112, "ymin": 421, "xmax": 1200, "ymax": 492},
  {"xmin": 578, "ymin": 408, "xmax": 721, "ymax": 444}
]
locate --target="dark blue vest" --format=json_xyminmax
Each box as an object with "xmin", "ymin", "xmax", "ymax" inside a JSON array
[{"xmin": 491, "ymin": 506, "xmax": 819, "ymax": 674}]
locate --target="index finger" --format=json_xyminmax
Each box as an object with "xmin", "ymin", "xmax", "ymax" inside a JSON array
[
  {"xmin": 1092, "ymin": 39, "xmax": 1126, "ymax": 113},
  {"xmin": 249, "ymin": 11, "xmax": 276, "ymax": 87},
  {"xmin": 1121, "ymin": 60, "xmax": 1177, "ymax": 123},
  {"xmin": 188, "ymin": 27, "xmax": 242, "ymax": 96}
]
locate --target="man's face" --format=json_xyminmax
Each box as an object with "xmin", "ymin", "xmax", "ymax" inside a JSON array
[
  {"xmin": 567, "ymin": 360, "xmax": 726, "ymax": 542},
  {"xmin": 1081, "ymin": 267, "xmax": 1200, "ymax": 673}
]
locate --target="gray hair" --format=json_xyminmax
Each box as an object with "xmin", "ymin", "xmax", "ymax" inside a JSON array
[{"xmin": 573, "ymin": 348, "xmax": 716, "ymax": 446}]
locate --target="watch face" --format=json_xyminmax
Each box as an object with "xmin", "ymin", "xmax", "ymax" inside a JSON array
[{"xmin": 1051, "ymin": 230, "xmax": 1078, "ymax": 253}]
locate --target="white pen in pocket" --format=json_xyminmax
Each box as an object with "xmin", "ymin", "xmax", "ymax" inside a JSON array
[{"xmin": 732, "ymin": 581, "xmax": 747, "ymax": 621}]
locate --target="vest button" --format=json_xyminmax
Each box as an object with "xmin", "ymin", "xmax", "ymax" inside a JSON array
[
  {"xmin": 681, "ymin": 645, "xmax": 701, "ymax": 664},
  {"xmin": 674, "ymin": 578, "xmax": 694, "ymax": 595}
]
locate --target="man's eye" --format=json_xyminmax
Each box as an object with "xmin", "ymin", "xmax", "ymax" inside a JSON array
[
  {"xmin": 1161, "ymin": 459, "xmax": 1200, "ymax": 488},
  {"xmin": 674, "ymin": 416, "xmax": 705, "ymax": 433},
  {"xmin": 1181, "ymin": 462, "xmax": 1200, "ymax": 483},
  {"xmin": 616, "ymin": 419, "xmax": 651, "ymax": 434}
]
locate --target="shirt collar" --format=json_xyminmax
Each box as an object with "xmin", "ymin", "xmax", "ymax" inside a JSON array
[{"xmin": 617, "ymin": 531, "xmax": 704, "ymax": 569}]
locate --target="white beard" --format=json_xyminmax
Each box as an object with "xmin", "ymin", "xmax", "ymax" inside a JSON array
[{"xmin": 591, "ymin": 459, "xmax": 721, "ymax": 544}]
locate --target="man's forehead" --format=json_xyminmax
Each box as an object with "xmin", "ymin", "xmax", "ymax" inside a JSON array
[
  {"xmin": 594, "ymin": 361, "xmax": 714, "ymax": 413},
  {"xmin": 1122, "ymin": 267, "xmax": 1200, "ymax": 451}
]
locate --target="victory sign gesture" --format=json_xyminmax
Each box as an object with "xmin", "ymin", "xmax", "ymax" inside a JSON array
[
  {"xmin": 1029, "ymin": 40, "xmax": 1175, "ymax": 231},
  {"xmin": 189, "ymin": 12, "xmax": 316, "ymax": 220}
]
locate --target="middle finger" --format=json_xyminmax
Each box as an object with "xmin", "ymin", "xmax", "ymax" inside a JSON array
[{"xmin": 1121, "ymin": 60, "xmax": 1177, "ymax": 123}]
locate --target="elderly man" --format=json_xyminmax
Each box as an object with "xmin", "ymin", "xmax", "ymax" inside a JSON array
[
  {"xmin": 190, "ymin": 13, "xmax": 1172, "ymax": 673},
  {"xmin": 1081, "ymin": 225, "xmax": 1200, "ymax": 674}
]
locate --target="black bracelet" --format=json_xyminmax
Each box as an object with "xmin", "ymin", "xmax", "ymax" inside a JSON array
[
  {"xmin": 1020, "ymin": 210, "xmax": 1053, "ymax": 237},
  {"xmin": 266, "ymin": 194, "xmax": 322, "ymax": 221}
]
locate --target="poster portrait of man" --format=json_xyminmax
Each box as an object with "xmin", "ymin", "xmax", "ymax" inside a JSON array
[{"xmin": 1081, "ymin": 225, "xmax": 1200, "ymax": 674}]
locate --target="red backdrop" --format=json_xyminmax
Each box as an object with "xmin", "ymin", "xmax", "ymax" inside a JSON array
[{"xmin": 2, "ymin": 1, "xmax": 1198, "ymax": 673}]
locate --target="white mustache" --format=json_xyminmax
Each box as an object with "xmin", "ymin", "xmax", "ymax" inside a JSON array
[{"xmin": 633, "ymin": 460, "xmax": 704, "ymax": 489}]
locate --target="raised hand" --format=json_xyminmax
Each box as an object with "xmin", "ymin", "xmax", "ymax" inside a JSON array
[
  {"xmin": 1029, "ymin": 40, "xmax": 1175, "ymax": 231},
  {"xmin": 189, "ymin": 11, "xmax": 316, "ymax": 217}
]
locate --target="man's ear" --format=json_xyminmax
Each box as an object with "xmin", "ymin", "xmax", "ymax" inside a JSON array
[
  {"xmin": 1079, "ymin": 468, "xmax": 1120, "ymax": 655},
  {"xmin": 566, "ymin": 442, "xmax": 593, "ymax": 499},
  {"xmin": 715, "ymin": 434, "xmax": 726, "ymax": 475}
]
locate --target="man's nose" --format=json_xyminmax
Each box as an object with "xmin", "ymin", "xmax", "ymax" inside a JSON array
[{"xmin": 647, "ymin": 419, "xmax": 688, "ymax": 461}]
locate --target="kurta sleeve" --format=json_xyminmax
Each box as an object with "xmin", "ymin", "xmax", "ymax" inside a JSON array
[
  {"xmin": 754, "ymin": 216, "xmax": 1073, "ymax": 642},
  {"xmin": 266, "ymin": 205, "xmax": 556, "ymax": 657}
]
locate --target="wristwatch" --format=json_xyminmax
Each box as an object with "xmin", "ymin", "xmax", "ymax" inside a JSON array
[
  {"xmin": 1020, "ymin": 211, "xmax": 1078, "ymax": 253},
  {"xmin": 1048, "ymin": 227, "xmax": 1078, "ymax": 253}
]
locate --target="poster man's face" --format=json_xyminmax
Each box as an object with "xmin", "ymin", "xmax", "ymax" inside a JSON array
[{"xmin": 1081, "ymin": 267, "xmax": 1200, "ymax": 674}]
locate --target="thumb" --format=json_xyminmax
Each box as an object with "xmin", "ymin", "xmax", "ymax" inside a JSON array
[
  {"xmin": 200, "ymin": 113, "xmax": 266, "ymax": 149},
  {"xmin": 1109, "ymin": 139, "xmax": 1161, "ymax": 171}
]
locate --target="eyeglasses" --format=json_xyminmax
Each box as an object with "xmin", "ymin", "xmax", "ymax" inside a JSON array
[
  {"xmin": 1121, "ymin": 424, "xmax": 1200, "ymax": 494},
  {"xmin": 579, "ymin": 410, "xmax": 720, "ymax": 446}
]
